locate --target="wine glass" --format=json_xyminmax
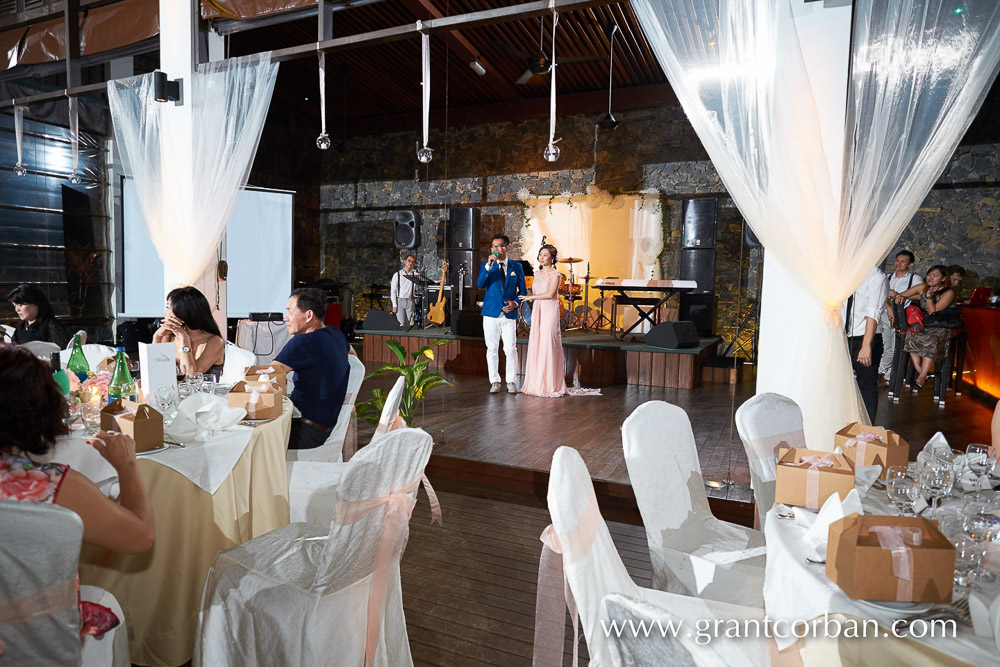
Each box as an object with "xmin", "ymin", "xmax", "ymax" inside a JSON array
[
  {"xmin": 934, "ymin": 448, "xmax": 966, "ymax": 499},
  {"xmin": 950, "ymin": 533, "xmax": 987, "ymax": 589},
  {"xmin": 966, "ymin": 444, "xmax": 996, "ymax": 500},
  {"xmin": 81, "ymin": 401, "xmax": 102, "ymax": 435},
  {"xmin": 964, "ymin": 496, "xmax": 1000, "ymax": 583},
  {"xmin": 887, "ymin": 466, "xmax": 918, "ymax": 516},
  {"xmin": 185, "ymin": 372, "xmax": 205, "ymax": 392},
  {"xmin": 200, "ymin": 379, "xmax": 218, "ymax": 396},
  {"xmin": 177, "ymin": 382, "xmax": 196, "ymax": 403},
  {"xmin": 920, "ymin": 459, "xmax": 954, "ymax": 518},
  {"xmin": 155, "ymin": 384, "xmax": 179, "ymax": 420},
  {"xmin": 65, "ymin": 394, "xmax": 83, "ymax": 429}
]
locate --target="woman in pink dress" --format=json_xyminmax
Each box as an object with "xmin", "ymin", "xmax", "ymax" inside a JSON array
[{"xmin": 520, "ymin": 244, "xmax": 568, "ymax": 397}]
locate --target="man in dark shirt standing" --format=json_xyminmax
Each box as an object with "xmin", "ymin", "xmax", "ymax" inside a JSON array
[{"xmin": 271, "ymin": 287, "xmax": 351, "ymax": 450}]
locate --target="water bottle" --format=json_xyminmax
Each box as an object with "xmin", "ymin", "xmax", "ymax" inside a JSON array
[
  {"xmin": 108, "ymin": 347, "xmax": 134, "ymax": 402},
  {"xmin": 67, "ymin": 334, "xmax": 90, "ymax": 382}
]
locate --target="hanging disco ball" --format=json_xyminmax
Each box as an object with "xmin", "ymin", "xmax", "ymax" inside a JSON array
[
  {"xmin": 13, "ymin": 162, "xmax": 27, "ymax": 177},
  {"xmin": 316, "ymin": 133, "xmax": 331, "ymax": 150},
  {"xmin": 69, "ymin": 171, "xmax": 81, "ymax": 184},
  {"xmin": 416, "ymin": 146, "xmax": 434, "ymax": 163},
  {"xmin": 542, "ymin": 143, "xmax": 561, "ymax": 163}
]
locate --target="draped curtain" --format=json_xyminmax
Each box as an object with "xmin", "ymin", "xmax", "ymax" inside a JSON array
[
  {"xmin": 108, "ymin": 53, "xmax": 278, "ymax": 288},
  {"xmin": 633, "ymin": 0, "xmax": 1000, "ymax": 446},
  {"xmin": 523, "ymin": 202, "xmax": 593, "ymax": 271},
  {"xmin": 628, "ymin": 199, "xmax": 663, "ymax": 281}
]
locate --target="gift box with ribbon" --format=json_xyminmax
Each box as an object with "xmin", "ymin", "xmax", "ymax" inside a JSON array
[
  {"xmin": 99, "ymin": 399, "xmax": 164, "ymax": 452},
  {"xmin": 826, "ymin": 514, "xmax": 954, "ymax": 603},
  {"xmin": 228, "ymin": 380, "xmax": 283, "ymax": 421},
  {"xmin": 774, "ymin": 448, "xmax": 855, "ymax": 510},
  {"xmin": 244, "ymin": 365, "xmax": 287, "ymax": 392},
  {"xmin": 835, "ymin": 423, "xmax": 909, "ymax": 480}
]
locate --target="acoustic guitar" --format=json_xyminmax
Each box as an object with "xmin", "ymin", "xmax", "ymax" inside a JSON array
[{"xmin": 427, "ymin": 260, "xmax": 449, "ymax": 326}]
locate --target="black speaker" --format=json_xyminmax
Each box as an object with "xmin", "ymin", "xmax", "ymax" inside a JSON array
[
  {"xmin": 361, "ymin": 309, "xmax": 400, "ymax": 331},
  {"xmin": 680, "ymin": 292, "xmax": 715, "ymax": 337},
  {"xmin": 679, "ymin": 249, "xmax": 716, "ymax": 292},
  {"xmin": 448, "ymin": 249, "xmax": 479, "ymax": 289},
  {"xmin": 744, "ymin": 223, "xmax": 761, "ymax": 248},
  {"xmin": 646, "ymin": 321, "xmax": 700, "ymax": 349},
  {"xmin": 447, "ymin": 208, "xmax": 479, "ymax": 249},
  {"xmin": 450, "ymin": 309, "xmax": 484, "ymax": 337},
  {"xmin": 681, "ymin": 198, "xmax": 717, "ymax": 248},
  {"xmin": 394, "ymin": 210, "xmax": 421, "ymax": 248}
]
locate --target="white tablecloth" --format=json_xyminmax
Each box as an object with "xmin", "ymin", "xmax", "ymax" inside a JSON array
[
  {"xmin": 764, "ymin": 491, "xmax": 1000, "ymax": 665},
  {"xmin": 147, "ymin": 428, "xmax": 254, "ymax": 494}
]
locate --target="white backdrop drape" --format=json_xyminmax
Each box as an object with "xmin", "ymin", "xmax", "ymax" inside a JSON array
[
  {"xmin": 628, "ymin": 199, "xmax": 663, "ymax": 281},
  {"xmin": 633, "ymin": 0, "xmax": 1000, "ymax": 447},
  {"xmin": 523, "ymin": 202, "xmax": 593, "ymax": 271},
  {"xmin": 108, "ymin": 53, "xmax": 278, "ymax": 288}
]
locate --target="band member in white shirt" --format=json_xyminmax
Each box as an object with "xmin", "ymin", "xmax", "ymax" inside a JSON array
[
  {"xmin": 842, "ymin": 267, "xmax": 889, "ymax": 422},
  {"xmin": 390, "ymin": 254, "xmax": 417, "ymax": 326},
  {"xmin": 879, "ymin": 250, "xmax": 923, "ymax": 381}
]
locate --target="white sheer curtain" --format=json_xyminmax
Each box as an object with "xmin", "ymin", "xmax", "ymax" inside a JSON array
[
  {"xmin": 523, "ymin": 202, "xmax": 593, "ymax": 270},
  {"xmin": 628, "ymin": 199, "xmax": 663, "ymax": 280},
  {"xmin": 633, "ymin": 0, "xmax": 1000, "ymax": 446},
  {"xmin": 108, "ymin": 53, "xmax": 278, "ymax": 287}
]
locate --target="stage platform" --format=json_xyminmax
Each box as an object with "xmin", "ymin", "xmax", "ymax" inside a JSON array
[{"xmin": 360, "ymin": 326, "xmax": 722, "ymax": 389}]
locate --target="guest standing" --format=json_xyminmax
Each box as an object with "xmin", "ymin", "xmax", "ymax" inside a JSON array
[
  {"xmin": 7, "ymin": 284, "xmax": 70, "ymax": 348},
  {"xmin": 897, "ymin": 265, "xmax": 962, "ymax": 389},
  {"xmin": 843, "ymin": 267, "xmax": 889, "ymax": 422},
  {"xmin": 477, "ymin": 234, "xmax": 527, "ymax": 394},
  {"xmin": 519, "ymin": 244, "xmax": 568, "ymax": 397},
  {"xmin": 152, "ymin": 287, "xmax": 226, "ymax": 378},
  {"xmin": 879, "ymin": 251, "xmax": 923, "ymax": 383},
  {"xmin": 390, "ymin": 253, "xmax": 418, "ymax": 326}
]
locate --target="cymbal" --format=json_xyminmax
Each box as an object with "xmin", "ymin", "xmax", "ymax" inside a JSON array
[{"xmin": 559, "ymin": 257, "xmax": 584, "ymax": 264}]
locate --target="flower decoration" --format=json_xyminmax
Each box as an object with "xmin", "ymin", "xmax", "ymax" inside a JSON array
[{"xmin": 516, "ymin": 187, "xmax": 532, "ymax": 202}]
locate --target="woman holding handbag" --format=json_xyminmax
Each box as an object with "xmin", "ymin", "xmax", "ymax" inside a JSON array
[{"xmin": 895, "ymin": 265, "xmax": 962, "ymax": 389}]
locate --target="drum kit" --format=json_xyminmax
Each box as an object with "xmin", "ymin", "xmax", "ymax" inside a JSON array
[{"xmin": 516, "ymin": 256, "xmax": 604, "ymax": 332}]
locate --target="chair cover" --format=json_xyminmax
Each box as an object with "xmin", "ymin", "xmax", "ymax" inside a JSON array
[
  {"xmin": 734, "ymin": 392, "xmax": 807, "ymax": 528},
  {"xmin": 219, "ymin": 342, "xmax": 257, "ymax": 385},
  {"xmin": 58, "ymin": 343, "xmax": 117, "ymax": 373},
  {"xmin": 621, "ymin": 401, "xmax": 766, "ymax": 606},
  {"xmin": 992, "ymin": 400, "xmax": 1000, "ymax": 450},
  {"xmin": 286, "ymin": 354, "xmax": 366, "ymax": 463},
  {"xmin": 196, "ymin": 427, "xmax": 436, "ymax": 667},
  {"xmin": 80, "ymin": 585, "xmax": 130, "ymax": 667},
  {"xmin": 541, "ymin": 447, "xmax": 767, "ymax": 666},
  {"xmin": 20, "ymin": 340, "xmax": 62, "ymax": 359},
  {"xmin": 0, "ymin": 324, "xmax": 15, "ymax": 343},
  {"xmin": 600, "ymin": 594, "xmax": 697, "ymax": 667},
  {"xmin": 374, "ymin": 376, "xmax": 407, "ymax": 438}
]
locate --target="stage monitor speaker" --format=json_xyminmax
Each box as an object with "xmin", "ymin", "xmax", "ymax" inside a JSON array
[
  {"xmin": 679, "ymin": 248, "xmax": 716, "ymax": 293},
  {"xmin": 394, "ymin": 210, "xmax": 421, "ymax": 248},
  {"xmin": 447, "ymin": 208, "xmax": 480, "ymax": 249},
  {"xmin": 361, "ymin": 309, "xmax": 400, "ymax": 331},
  {"xmin": 450, "ymin": 309, "xmax": 484, "ymax": 337},
  {"xmin": 646, "ymin": 321, "xmax": 699, "ymax": 349},
  {"xmin": 681, "ymin": 198, "xmax": 717, "ymax": 248},
  {"xmin": 680, "ymin": 292, "xmax": 715, "ymax": 337}
]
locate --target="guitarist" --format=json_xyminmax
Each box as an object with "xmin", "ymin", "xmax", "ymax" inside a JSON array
[
  {"xmin": 477, "ymin": 234, "xmax": 527, "ymax": 394},
  {"xmin": 390, "ymin": 253, "xmax": 417, "ymax": 326}
]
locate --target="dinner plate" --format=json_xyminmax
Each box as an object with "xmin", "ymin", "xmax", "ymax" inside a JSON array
[
  {"xmin": 857, "ymin": 599, "xmax": 934, "ymax": 614},
  {"xmin": 135, "ymin": 443, "xmax": 170, "ymax": 456}
]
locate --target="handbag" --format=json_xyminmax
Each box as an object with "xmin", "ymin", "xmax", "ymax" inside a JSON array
[
  {"xmin": 924, "ymin": 306, "xmax": 963, "ymax": 330},
  {"xmin": 905, "ymin": 305, "xmax": 925, "ymax": 333}
]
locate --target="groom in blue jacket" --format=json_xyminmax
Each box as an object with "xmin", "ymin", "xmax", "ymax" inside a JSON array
[{"xmin": 477, "ymin": 234, "xmax": 527, "ymax": 394}]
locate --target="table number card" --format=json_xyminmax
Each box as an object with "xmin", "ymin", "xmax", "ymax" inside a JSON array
[{"xmin": 139, "ymin": 342, "xmax": 177, "ymax": 408}]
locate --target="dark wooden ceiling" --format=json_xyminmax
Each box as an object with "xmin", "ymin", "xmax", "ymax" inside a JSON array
[{"xmin": 226, "ymin": 0, "xmax": 673, "ymax": 135}]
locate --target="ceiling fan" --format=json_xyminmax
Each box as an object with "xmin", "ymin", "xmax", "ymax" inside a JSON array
[{"xmin": 492, "ymin": 17, "xmax": 604, "ymax": 85}]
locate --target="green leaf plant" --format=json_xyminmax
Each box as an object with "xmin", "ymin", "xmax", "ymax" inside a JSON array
[{"xmin": 355, "ymin": 339, "xmax": 456, "ymax": 428}]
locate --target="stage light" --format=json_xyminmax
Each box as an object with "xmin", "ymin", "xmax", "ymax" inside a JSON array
[
  {"xmin": 153, "ymin": 70, "xmax": 182, "ymax": 104},
  {"xmin": 469, "ymin": 60, "xmax": 487, "ymax": 76},
  {"xmin": 705, "ymin": 481, "xmax": 725, "ymax": 488}
]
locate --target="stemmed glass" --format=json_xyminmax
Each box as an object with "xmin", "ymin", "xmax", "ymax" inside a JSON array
[
  {"xmin": 887, "ymin": 465, "xmax": 918, "ymax": 516},
  {"xmin": 966, "ymin": 444, "xmax": 996, "ymax": 500},
  {"xmin": 920, "ymin": 459, "xmax": 954, "ymax": 518},
  {"xmin": 950, "ymin": 533, "xmax": 987, "ymax": 590},
  {"xmin": 963, "ymin": 496, "xmax": 1000, "ymax": 583},
  {"xmin": 81, "ymin": 402, "xmax": 102, "ymax": 435},
  {"xmin": 155, "ymin": 384, "xmax": 179, "ymax": 421},
  {"xmin": 185, "ymin": 372, "xmax": 205, "ymax": 393},
  {"xmin": 934, "ymin": 448, "xmax": 966, "ymax": 499}
]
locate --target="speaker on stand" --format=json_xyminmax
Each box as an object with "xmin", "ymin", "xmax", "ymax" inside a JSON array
[
  {"xmin": 394, "ymin": 210, "xmax": 421, "ymax": 248},
  {"xmin": 447, "ymin": 208, "xmax": 482, "ymax": 325}
]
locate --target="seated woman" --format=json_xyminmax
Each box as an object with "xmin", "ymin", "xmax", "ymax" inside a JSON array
[
  {"xmin": 152, "ymin": 286, "xmax": 226, "ymax": 379},
  {"xmin": 0, "ymin": 346, "xmax": 155, "ymax": 636},
  {"xmin": 7, "ymin": 284, "xmax": 70, "ymax": 348},
  {"xmin": 896, "ymin": 264, "xmax": 962, "ymax": 389}
]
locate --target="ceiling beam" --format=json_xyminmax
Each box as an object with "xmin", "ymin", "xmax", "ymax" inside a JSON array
[{"xmin": 400, "ymin": 0, "xmax": 521, "ymax": 103}]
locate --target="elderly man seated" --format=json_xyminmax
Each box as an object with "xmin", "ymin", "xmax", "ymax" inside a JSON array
[{"xmin": 270, "ymin": 288, "xmax": 353, "ymax": 450}]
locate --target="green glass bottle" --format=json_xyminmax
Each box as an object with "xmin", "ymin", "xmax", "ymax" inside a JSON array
[
  {"xmin": 50, "ymin": 352, "xmax": 71, "ymax": 396},
  {"xmin": 108, "ymin": 347, "xmax": 134, "ymax": 402},
  {"xmin": 67, "ymin": 334, "xmax": 90, "ymax": 382}
]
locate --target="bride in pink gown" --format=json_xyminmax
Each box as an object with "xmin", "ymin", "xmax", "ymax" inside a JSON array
[{"xmin": 519, "ymin": 244, "xmax": 568, "ymax": 397}]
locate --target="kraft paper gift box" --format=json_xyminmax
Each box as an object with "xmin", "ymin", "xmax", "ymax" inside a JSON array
[
  {"xmin": 229, "ymin": 381, "xmax": 283, "ymax": 421},
  {"xmin": 835, "ymin": 423, "xmax": 909, "ymax": 481},
  {"xmin": 826, "ymin": 514, "xmax": 954, "ymax": 603},
  {"xmin": 100, "ymin": 399, "xmax": 164, "ymax": 453},
  {"xmin": 774, "ymin": 448, "xmax": 855, "ymax": 510},
  {"xmin": 244, "ymin": 365, "xmax": 287, "ymax": 391},
  {"xmin": 96, "ymin": 354, "xmax": 130, "ymax": 374}
]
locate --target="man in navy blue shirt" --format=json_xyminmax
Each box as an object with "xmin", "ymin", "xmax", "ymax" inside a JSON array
[{"xmin": 271, "ymin": 287, "xmax": 351, "ymax": 450}]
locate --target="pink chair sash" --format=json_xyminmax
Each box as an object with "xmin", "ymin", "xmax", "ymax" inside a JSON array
[
  {"xmin": 332, "ymin": 474, "xmax": 441, "ymax": 667},
  {"xmin": 533, "ymin": 494, "xmax": 601, "ymax": 667},
  {"xmin": 0, "ymin": 577, "xmax": 77, "ymax": 656},
  {"xmin": 791, "ymin": 455, "xmax": 835, "ymax": 508},
  {"xmin": 870, "ymin": 526, "xmax": 922, "ymax": 599}
]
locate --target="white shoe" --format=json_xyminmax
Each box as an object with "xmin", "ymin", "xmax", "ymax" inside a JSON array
[
  {"xmin": 490, "ymin": 382, "xmax": 501, "ymax": 394},
  {"xmin": 507, "ymin": 382, "xmax": 518, "ymax": 394}
]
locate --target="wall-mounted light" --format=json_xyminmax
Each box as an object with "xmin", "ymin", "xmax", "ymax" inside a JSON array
[
  {"xmin": 153, "ymin": 70, "xmax": 182, "ymax": 104},
  {"xmin": 469, "ymin": 59, "xmax": 487, "ymax": 76}
]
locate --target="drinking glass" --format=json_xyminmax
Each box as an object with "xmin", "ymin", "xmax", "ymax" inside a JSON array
[
  {"xmin": 966, "ymin": 444, "xmax": 996, "ymax": 500},
  {"xmin": 155, "ymin": 384, "xmax": 179, "ymax": 419},
  {"xmin": 200, "ymin": 380, "xmax": 218, "ymax": 395},
  {"xmin": 920, "ymin": 460, "xmax": 954, "ymax": 518},
  {"xmin": 887, "ymin": 466, "xmax": 918, "ymax": 516},
  {"xmin": 177, "ymin": 382, "xmax": 196, "ymax": 402},
  {"xmin": 185, "ymin": 372, "xmax": 205, "ymax": 392},
  {"xmin": 65, "ymin": 395, "xmax": 82, "ymax": 429},
  {"xmin": 951, "ymin": 533, "xmax": 987, "ymax": 589},
  {"xmin": 935, "ymin": 448, "xmax": 966, "ymax": 499},
  {"xmin": 964, "ymin": 497, "xmax": 1000, "ymax": 582},
  {"xmin": 81, "ymin": 402, "xmax": 102, "ymax": 435}
]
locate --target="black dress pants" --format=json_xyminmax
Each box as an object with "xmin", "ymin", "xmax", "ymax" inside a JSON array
[
  {"xmin": 288, "ymin": 418, "xmax": 333, "ymax": 450},
  {"xmin": 848, "ymin": 335, "xmax": 884, "ymax": 423}
]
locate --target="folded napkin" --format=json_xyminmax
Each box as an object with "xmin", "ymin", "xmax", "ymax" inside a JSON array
[
  {"xmin": 793, "ymin": 489, "xmax": 864, "ymax": 560},
  {"xmin": 969, "ymin": 592, "xmax": 1000, "ymax": 649},
  {"xmin": 961, "ymin": 470, "xmax": 995, "ymax": 493},
  {"xmin": 165, "ymin": 394, "xmax": 246, "ymax": 443},
  {"xmin": 921, "ymin": 431, "xmax": 952, "ymax": 458},
  {"xmin": 854, "ymin": 465, "xmax": 882, "ymax": 497}
]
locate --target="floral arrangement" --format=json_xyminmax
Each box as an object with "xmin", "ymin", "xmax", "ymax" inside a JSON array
[{"xmin": 79, "ymin": 371, "xmax": 112, "ymax": 404}]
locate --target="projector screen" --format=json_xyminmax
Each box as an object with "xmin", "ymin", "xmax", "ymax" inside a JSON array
[{"xmin": 122, "ymin": 180, "xmax": 294, "ymax": 317}]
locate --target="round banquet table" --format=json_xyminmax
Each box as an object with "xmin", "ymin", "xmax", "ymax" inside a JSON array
[{"xmin": 77, "ymin": 404, "xmax": 293, "ymax": 667}]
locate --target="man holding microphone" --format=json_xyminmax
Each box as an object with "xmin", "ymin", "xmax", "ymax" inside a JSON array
[{"xmin": 477, "ymin": 234, "xmax": 527, "ymax": 394}]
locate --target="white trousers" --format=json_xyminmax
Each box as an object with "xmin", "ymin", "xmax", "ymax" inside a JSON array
[
  {"xmin": 878, "ymin": 309, "xmax": 894, "ymax": 376},
  {"xmin": 395, "ymin": 299, "xmax": 414, "ymax": 326},
  {"xmin": 483, "ymin": 315, "xmax": 517, "ymax": 384}
]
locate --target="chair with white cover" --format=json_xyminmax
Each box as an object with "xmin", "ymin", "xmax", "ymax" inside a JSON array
[
  {"xmin": 735, "ymin": 392, "xmax": 807, "ymax": 528},
  {"xmin": 600, "ymin": 594, "xmax": 696, "ymax": 667},
  {"xmin": 20, "ymin": 340, "xmax": 62, "ymax": 359},
  {"xmin": 219, "ymin": 341, "xmax": 257, "ymax": 385},
  {"xmin": 622, "ymin": 401, "xmax": 766, "ymax": 606},
  {"xmin": 0, "ymin": 324, "xmax": 15, "ymax": 343},
  {"xmin": 0, "ymin": 500, "xmax": 129, "ymax": 667},
  {"xmin": 539, "ymin": 447, "xmax": 767, "ymax": 666},
  {"xmin": 196, "ymin": 427, "xmax": 436, "ymax": 667},
  {"xmin": 287, "ymin": 373, "xmax": 405, "ymax": 525},
  {"xmin": 58, "ymin": 343, "xmax": 117, "ymax": 372}
]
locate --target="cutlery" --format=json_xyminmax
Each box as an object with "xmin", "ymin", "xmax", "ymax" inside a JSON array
[{"xmin": 805, "ymin": 558, "xmax": 826, "ymax": 565}]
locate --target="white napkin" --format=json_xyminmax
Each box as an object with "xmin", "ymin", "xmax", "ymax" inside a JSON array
[
  {"xmin": 793, "ymin": 489, "xmax": 864, "ymax": 560},
  {"xmin": 961, "ymin": 471, "xmax": 994, "ymax": 493},
  {"xmin": 854, "ymin": 465, "xmax": 882, "ymax": 496},
  {"xmin": 922, "ymin": 431, "xmax": 951, "ymax": 457},
  {"xmin": 165, "ymin": 394, "xmax": 246, "ymax": 443}
]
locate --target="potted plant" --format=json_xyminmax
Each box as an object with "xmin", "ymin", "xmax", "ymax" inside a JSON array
[{"xmin": 356, "ymin": 340, "xmax": 455, "ymax": 427}]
